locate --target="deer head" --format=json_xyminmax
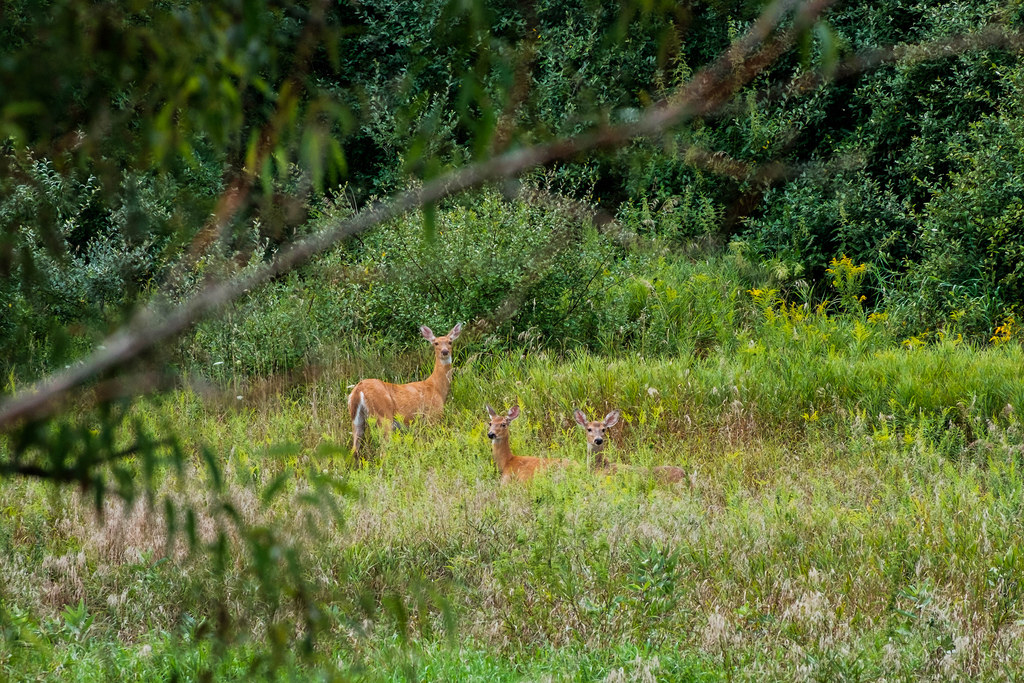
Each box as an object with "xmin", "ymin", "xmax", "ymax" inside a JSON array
[
  {"xmin": 420, "ymin": 322, "xmax": 462, "ymax": 366},
  {"xmin": 574, "ymin": 408, "xmax": 620, "ymax": 454},
  {"xmin": 486, "ymin": 404, "xmax": 519, "ymax": 441}
]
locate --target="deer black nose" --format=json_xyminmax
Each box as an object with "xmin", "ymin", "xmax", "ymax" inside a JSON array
[
  {"xmin": 594, "ymin": 438, "xmax": 603, "ymax": 445},
  {"xmin": 488, "ymin": 432, "xmax": 496, "ymax": 439},
  {"xmin": 441, "ymin": 348, "xmax": 450, "ymax": 356}
]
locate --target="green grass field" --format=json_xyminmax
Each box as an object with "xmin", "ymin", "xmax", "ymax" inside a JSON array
[{"xmin": 3, "ymin": 266, "xmax": 1024, "ymax": 681}]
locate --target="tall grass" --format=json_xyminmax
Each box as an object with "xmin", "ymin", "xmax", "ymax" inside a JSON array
[{"xmin": 3, "ymin": 286, "xmax": 1024, "ymax": 679}]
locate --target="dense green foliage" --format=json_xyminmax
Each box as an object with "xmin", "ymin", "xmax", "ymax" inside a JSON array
[{"xmin": 182, "ymin": 189, "xmax": 764, "ymax": 376}]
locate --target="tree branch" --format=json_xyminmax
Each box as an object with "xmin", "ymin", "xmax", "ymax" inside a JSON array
[{"xmin": 711, "ymin": 25, "xmax": 1024, "ymax": 121}]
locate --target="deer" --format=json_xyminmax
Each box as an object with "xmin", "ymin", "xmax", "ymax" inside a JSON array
[
  {"xmin": 348, "ymin": 322, "xmax": 462, "ymax": 458},
  {"xmin": 573, "ymin": 409, "xmax": 685, "ymax": 483},
  {"xmin": 486, "ymin": 404, "xmax": 571, "ymax": 483}
]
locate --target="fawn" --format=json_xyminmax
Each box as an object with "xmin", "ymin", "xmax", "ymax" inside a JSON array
[
  {"xmin": 486, "ymin": 404, "xmax": 570, "ymax": 483},
  {"xmin": 573, "ymin": 409, "xmax": 685, "ymax": 483},
  {"xmin": 348, "ymin": 323, "xmax": 462, "ymax": 457}
]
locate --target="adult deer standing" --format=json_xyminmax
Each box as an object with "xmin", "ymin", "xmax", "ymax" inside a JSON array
[
  {"xmin": 486, "ymin": 405, "xmax": 570, "ymax": 483},
  {"xmin": 348, "ymin": 323, "xmax": 461, "ymax": 457},
  {"xmin": 574, "ymin": 409, "xmax": 685, "ymax": 483}
]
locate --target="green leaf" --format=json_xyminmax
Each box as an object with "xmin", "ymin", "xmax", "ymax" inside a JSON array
[
  {"xmin": 263, "ymin": 442, "xmax": 301, "ymax": 460},
  {"xmin": 201, "ymin": 447, "xmax": 223, "ymax": 492},
  {"xmin": 814, "ymin": 21, "xmax": 838, "ymax": 77},
  {"xmin": 261, "ymin": 471, "xmax": 292, "ymax": 506}
]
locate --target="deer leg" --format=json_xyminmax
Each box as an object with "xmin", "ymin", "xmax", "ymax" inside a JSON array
[
  {"xmin": 351, "ymin": 421, "xmax": 366, "ymax": 462},
  {"xmin": 379, "ymin": 417, "xmax": 395, "ymax": 444}
]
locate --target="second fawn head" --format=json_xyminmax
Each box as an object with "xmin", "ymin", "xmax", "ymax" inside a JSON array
[
  {"xmin": 421, "ymin": 323, "xmax": 462, "ymax": 366},
  {"xmin": 574, "ymin": 409, "xmax": 620, "ymax": 454},
  {"xmin": 486, "ymin": 404, "xmax": 519, "ymax": 441}
]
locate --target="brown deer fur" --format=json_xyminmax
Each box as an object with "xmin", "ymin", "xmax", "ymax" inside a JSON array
[
  {"xmin": 348, "ymin": 323, "xmax": 461, "ymax": 457},
  {"xmin": 574, "ymin": 409, "xmax": 685, "ymax": 484},
  {"xmin": 486, "ymin": 405, "xmax": 569, "ymax": 483}
]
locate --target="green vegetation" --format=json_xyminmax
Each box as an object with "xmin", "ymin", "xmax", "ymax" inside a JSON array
[
  {"xmin": 5, "ymin": 0, "xmax": 1024, "ymax": 679},
  {"xmin": 4, "ymin": 212, "xmax": 1024, "ymax": 677}
]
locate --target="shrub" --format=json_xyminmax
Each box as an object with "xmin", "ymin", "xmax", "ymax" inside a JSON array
[
  {"xmin": 885, "ymin": 114, "xmax": 1024, "ymax": 338},
  {"xmin": 351, "ymin": 191, "xmax": 618, "ymax": 347},
  {"xmin": 181, "ymin": 189, "xmax": 624, "ymax": 375},
  {"xmin": 0, "ymin": 153, "xmax": 172, "ymax": 371}
]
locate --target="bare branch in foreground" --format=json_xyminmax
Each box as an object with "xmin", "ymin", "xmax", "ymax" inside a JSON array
[
  {"xmin": 712, "ymin": 25, "xmax": 1024, "ymax": 120},
  {"xmin": 795, "ymin": 24, "xmax": 1024, "ymax": 95},
  {"xmin": 659, "ymin": 27, "xmax": 1024, "ymax": 187},
  {"xmin": 0, "ymin": 0, "xmax": 847, "ymax": 430}
]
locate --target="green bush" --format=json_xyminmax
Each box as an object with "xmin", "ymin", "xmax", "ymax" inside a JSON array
[
  {"xmin": 593, "ymin": 254, "xmax": 749, "ymax": 357},
  {"xmin": 886, "ymin": 114, "xmax": 1024, "ymax": 337},
  {"xmin": 0, "ymin": 153, "xmax": 174, "ymax": 370},
  {"xmin": 350, "ymin": 192, "xmax": 617, "ymax": 347},
  {"xmin": 735, "ymin": 0, "xmax": 1020, "ymax": 335},
  {"xmin": 182, "ymin": 189, "xmax": 624, "ymax": 375}
]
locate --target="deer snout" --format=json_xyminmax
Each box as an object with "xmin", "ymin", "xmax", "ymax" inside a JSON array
[
  {"xmin": 487, "ymin": 431, "xmax": 496, "ymax": 440},
  {"xmin": 593, "ymin": 437, "xmax": 604, "ymax": 445},
  {"xmin": 440, "ymin": 347, "xmax": 450, "ymax": 357}
]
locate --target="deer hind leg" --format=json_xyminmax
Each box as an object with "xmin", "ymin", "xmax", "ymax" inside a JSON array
[
  {"xmin": 350, "ymin": 390, "xmax": 371, "ymax": 463},
  {"xmin": 358, "ymin": 413, "xmax": 393, "ymax": 462},
  {"xmin": 351, "ymin": 420, "xmax": 366, "ymax": 460},
  {"xmin": 348, "ymin": 416, "xmax": 391, "ymax": 462}
]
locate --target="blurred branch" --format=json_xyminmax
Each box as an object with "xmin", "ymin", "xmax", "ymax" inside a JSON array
[
  {"xmin": 1, "ymin": 438, "xmax": 176, "ymax": 484},
  {"xmin": 713, "ymin": 25, "xmax": 1024, "ymax": 120},
  {"xmin": 792, "ymin": 24, "xmax": 1024, "ymax": 95},
  {"xmin": 676, "ymin": 27, "xmax": 1024, "ymax": 186},
  {"xmin": 0, "ymin": 0, "xmax": 839, "ymax": 430}
]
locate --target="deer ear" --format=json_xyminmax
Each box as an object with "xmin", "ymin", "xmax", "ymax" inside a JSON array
[
  {"xmin": 574, "ymin": 409, "xmax": 587, "ymax": 427},
  {"xmin": 507, "ymin": 405, "xmax": 520, "ymax": 421},
  {"xmin": 486, "ymin": 404, "xmax": 497, "ymax": 418},
  {"xmin": 420, "ymin": 326, "xmax": 435, "ymax": 341},
  {"xmin": 448, "ymin": 322, "xmax": 462, "ymax": 340},
  {"xmin": 603, "ymin": 410, "xmax": 620, "ymax": 427}
]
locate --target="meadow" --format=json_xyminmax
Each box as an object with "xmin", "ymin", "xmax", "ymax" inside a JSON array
[
  {"xmin": 3, "ymin": 245, "xmax": 1024, "ymax": 681},
  {"xmin": 6, "ymin": 1, "xmax": 1024, "ymax": 680}
]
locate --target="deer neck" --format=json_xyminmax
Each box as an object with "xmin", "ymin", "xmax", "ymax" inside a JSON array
[
  {"xmin": 491, "ymin": 436, "xmax": 514, "ymax": 474},
  {"xmin": 426, "ymin": 354, "xmax": 453, "ymax": 399},
  {"xmin": 590, "ymin": 444, "xmax": 608, "ymax": 469}
]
